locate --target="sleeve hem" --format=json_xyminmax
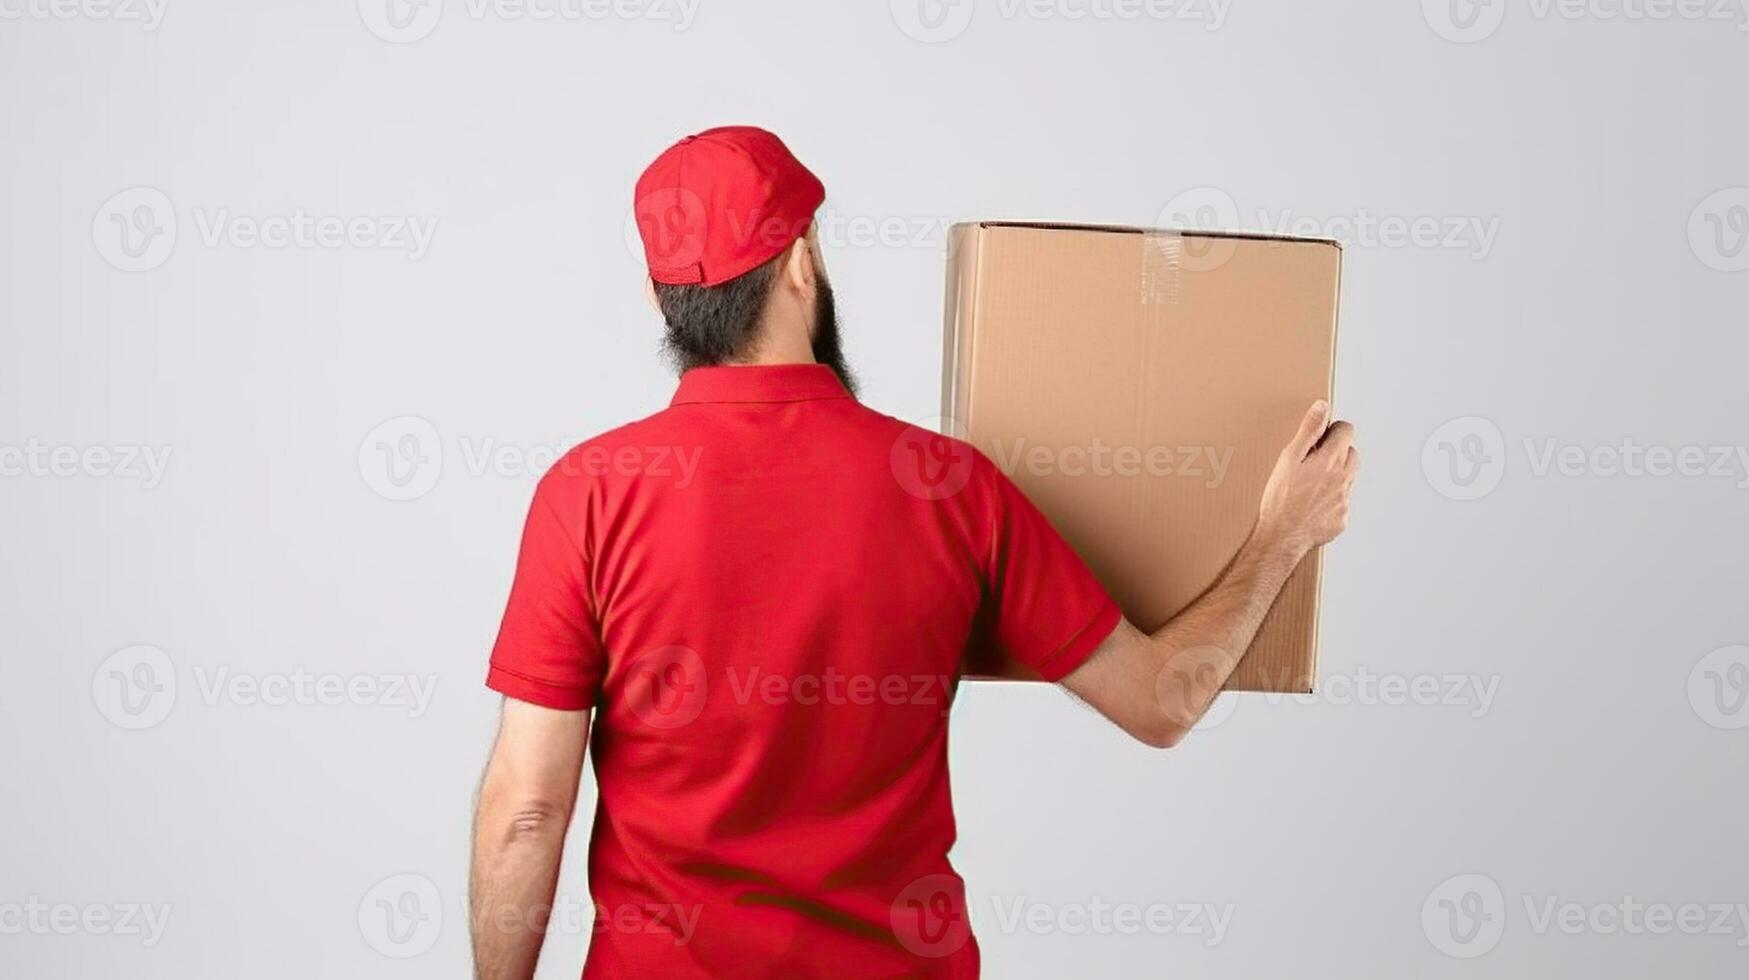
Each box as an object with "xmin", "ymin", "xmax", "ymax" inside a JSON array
[
  {"xmin": 486, "ymin": 663, "xmax": 595, "ymax": 711},
  {"xmin": 1033, "ymin": 601, "xmax": 1123, "ymax": 683}
]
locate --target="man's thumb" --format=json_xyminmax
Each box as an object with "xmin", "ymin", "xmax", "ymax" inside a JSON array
[{"xmin": 1288, "ymin": 400, "xmax": 1330, "ymax": 459}]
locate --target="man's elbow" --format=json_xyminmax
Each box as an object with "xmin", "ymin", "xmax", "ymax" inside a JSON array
[
  {"xmin": 479, "ymin": 783, "xmax": 573, "ymax": 847},
  {"xmin": 1135, "ymin": 718, "xmax": 1190, "ymax": 750},
  {"xmin": 502, "ymin": 798, "xmax": 569, "ymax": 842}
]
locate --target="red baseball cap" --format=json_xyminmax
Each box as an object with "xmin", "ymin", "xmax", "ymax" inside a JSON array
[{"xmin": 633, "ymin": 126, "xmax": 826, "ymax": 287}]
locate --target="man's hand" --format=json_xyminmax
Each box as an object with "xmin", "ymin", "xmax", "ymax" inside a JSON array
[
  {"xmin": 470, "ymin": 699, "xmax": 590, "ymax": 980},
  {"xmin": 1257, "ymin": 400, "xmax": 1358, "ymax": 557},
  {"xmin": 1062, "ymin": 400, "xmax": 1358, "ymax": 747}
]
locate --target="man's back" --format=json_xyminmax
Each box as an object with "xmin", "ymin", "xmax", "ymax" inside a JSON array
[
  {"xmin": 469, "ymin": 127, "xmax": 1356, "ymax": 980},
  {"xmin": 487, "ymin": 364, "xmax": 1118, "ymax": 977}
]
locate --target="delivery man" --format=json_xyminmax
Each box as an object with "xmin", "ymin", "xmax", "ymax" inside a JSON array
[{"xmin": 469, "ymin": 126, "xmax": 1358, "ymax": 979}]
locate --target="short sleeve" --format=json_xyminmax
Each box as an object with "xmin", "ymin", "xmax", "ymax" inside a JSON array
[
  {"xmin": 977, "ymin": 462, "xmax": 1123, "ymax": 682},
  {"xmin": 486, "ymin": 473, "xmax": 604, "ymax": 709}
]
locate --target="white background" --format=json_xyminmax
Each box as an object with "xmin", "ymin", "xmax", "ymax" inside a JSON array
[{"xmin": 3, "ymin": 0, "xmax": 1748, "ymax": 976}]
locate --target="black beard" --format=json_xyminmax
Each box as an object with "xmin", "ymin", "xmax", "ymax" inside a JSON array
[{"xmin": 810, "ymin": 275, "xmax": 858, "ymax": 398}]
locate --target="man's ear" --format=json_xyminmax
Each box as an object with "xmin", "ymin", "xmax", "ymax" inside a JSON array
[
  {"xmin": 780, "ymin": 233, "xmax": 815, "ymax": 296},
  {"xmin": 643, "ymin": 276, "xmax": 662, "ymax": 316}
]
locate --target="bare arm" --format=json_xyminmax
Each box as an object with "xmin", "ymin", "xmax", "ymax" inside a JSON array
[
  {"xmin": 470, "ymin": 699, "xmax": 590, "ymax": 980},
  {"xmin": 1062, "ymin": 401, "xmax": 1358, "ymax": 747}
]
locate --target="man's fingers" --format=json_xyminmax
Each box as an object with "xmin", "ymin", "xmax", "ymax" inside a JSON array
[
  {"xmin": 1288, "ymin": 400, "xmax": 1330, "ymax": 458},
  {"xmin": 1315, "ymin": 421, "xmax": 1356, "ymax": 464}
]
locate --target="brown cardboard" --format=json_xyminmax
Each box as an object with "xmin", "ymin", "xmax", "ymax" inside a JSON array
[{"xmin": 942, "ymin": 221, "xmax": 1341, "ymax": 693}]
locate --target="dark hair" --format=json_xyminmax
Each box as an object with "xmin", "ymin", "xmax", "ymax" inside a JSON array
[{"xmin": 653, "ymin": 257, "xmax": 779, "ymax": 371}]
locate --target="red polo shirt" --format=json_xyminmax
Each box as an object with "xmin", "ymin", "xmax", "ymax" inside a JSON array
[{"xmin": 487, "ymin": 363, "xmax": 1120, "ymax": 978}]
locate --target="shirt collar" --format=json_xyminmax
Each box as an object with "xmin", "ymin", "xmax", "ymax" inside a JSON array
[{"xmin": 670, "ymin": 364, "xmax": 851, "ymax": 406}]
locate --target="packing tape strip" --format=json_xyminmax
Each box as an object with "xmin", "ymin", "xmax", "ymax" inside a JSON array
[
  {"xmin": 1134, "ymin": 230, "xmax": 1180, "ymax": 505},
  {"xmin": 1140, "ymin": 229, "xmax": 1184, "ymax": 309}
]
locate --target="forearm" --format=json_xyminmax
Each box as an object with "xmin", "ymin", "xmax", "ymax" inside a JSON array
[
  {"xmin": 1145, "ymin": 527, "xmax": 1307, "ymax": 729},
  {"xmin": 469, "ymin": 790, "xmax": 571, "ymax": 980},
  {"xmin": 1061, "ymin": 400, "xmax": 1355, "ymax": 747},
  {"xmin": 469, "ymin": 702, "xmax": 588, "ymax": 980}
]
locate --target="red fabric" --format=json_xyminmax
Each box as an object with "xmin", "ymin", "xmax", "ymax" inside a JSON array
[
  {"xmin": 487, "ymin": 364, "xmax": 1120, "ymax": 978},
  {"xmin": 633, "ymin": 126, "xmax": 826, "ymax": 286}
]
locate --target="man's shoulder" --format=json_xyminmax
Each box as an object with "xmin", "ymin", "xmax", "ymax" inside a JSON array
[
  {"xmin": 837, "ymin": 403, "xmax": 1006, "ymax": 505},
  {"xmin": 531, "ymin": 410, "xmax": 685, "ymax": 496},
  {"xmin": 530, "ymin": 398, "xmax": 1003, "ymax": 501}
]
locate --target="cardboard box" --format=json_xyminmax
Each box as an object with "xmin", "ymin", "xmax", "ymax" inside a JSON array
[{"xmin": 941, "ymin": 222, "xmax": 1341, "ymax": 693}]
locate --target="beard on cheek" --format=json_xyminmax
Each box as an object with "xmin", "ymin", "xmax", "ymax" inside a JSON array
[{"xmin": 810, "ymin": 276, "xmax": 859, "ymax": 399}]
